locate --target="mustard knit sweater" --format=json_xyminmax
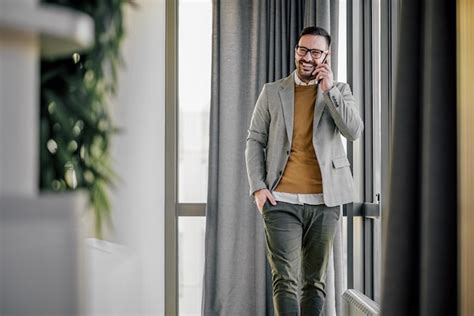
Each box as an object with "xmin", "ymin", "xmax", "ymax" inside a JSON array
[{"xmin": 274, "ymin": 84, "xmax": 323, "ymax": 194}]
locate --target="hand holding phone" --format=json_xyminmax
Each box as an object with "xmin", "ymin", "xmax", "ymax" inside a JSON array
[
  {"xmin": 314, "ymin": 54, "xmax": 333, "ymax": 92},
  {"xmin": 315, "ymin": 54, "xmax": 328, "ymax": 84}
]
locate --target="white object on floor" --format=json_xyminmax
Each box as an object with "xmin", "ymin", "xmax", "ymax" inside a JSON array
[{"xmin": 84, "ymin": 237, "xmax": 141, "ymax": 316}]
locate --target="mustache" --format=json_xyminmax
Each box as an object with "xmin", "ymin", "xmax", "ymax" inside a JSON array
[{"xmin": 299, "ymin": 60, "xmax": 317, "ymax": 67}]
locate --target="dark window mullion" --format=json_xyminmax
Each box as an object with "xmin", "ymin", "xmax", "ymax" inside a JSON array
[
  {"xmin": 347, "ymin": 0, "xmax": 366, "ymax": 293},
  {"xmin": 165, "ymin": 0, "xmax": 179, "ymax": 315},
  {"xmin": 177, "ymin": 203, "xmax": 206, "ymax": 216},
  {"xmin": 363, "ymin": 0, "xmax": 376, "ymax": 300}
]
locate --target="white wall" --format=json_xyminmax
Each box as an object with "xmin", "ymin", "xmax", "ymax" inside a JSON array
[
  {"xmin": 0, "ymin": 0, "xmax": 39, "ymax": 197},
  {"xmin": 109, "ymin": 0, "xmax": 166, "ymax": 314}
]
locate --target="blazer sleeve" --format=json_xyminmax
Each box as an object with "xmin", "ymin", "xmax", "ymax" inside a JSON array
[
  {"xmin": 245, "ymin": 84, "xmax": 270, "ymax": 198},
  {"xmin": 323, "ymin": 82, "xmax": 364, "ymax": 141}
]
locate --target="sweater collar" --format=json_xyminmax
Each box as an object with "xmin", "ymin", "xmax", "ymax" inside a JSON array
[{"xmin": 294, "ymin": 72, "xmax": 318, "ymax": 86}]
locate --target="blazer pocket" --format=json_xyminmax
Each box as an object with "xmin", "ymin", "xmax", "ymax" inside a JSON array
[{"xmin": 332, "ymin": 156, "xmax": 350, "ymax": 168}]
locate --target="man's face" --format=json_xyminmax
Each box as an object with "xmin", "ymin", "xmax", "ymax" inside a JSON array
[{"xmin": 294, "ymin": 35, "xmax": 329, "ymax": 82}]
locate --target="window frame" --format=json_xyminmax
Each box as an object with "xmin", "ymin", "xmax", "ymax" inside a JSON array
[
  {"xmin": 345, "ymin": 0, "xmax": 399, "ymax": 304},
  {"xmin": 166, "ymin": 0, "xmax": 400, "ymax": 312},
  {"xmin": 165, "ymin": 0, "xmax": 208, "ymax": 315},
  {"xmin": 165, "ymin": 0, "xmax": 179, "ymax": 314}
]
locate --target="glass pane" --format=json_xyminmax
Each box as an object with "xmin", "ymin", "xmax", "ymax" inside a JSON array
[
  {"xmin": 178, "ymin": 216, "xmax": 206, "ymax": 316},
  {"xmin": 178, "ymin": 0, "xmax": 212, "ymax": 203},
  {"xmin": 338, "ymin": 0, "xmax": 348, "ymax": 291},
  {"xmin": 372, "ymin": 0, "xmax": 383, "ymax": 303},
  {"xmin": 337, "ymin": 0, "xmax": 348, "ymax": 84},
  {"xmin": 338, "ymin": 0, "xmax": 348, "ymax": 156}
]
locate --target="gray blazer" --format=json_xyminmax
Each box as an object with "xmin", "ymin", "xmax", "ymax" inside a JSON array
[{"xmin": 245, "ymin": 71, "xmax": 364, "ymax": 207}]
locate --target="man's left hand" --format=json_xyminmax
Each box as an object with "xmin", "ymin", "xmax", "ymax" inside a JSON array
[{"xmin": 312, "ymin": 59, "xmax": 334, "ymax": 92}]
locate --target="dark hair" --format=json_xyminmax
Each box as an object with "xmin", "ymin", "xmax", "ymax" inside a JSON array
[{"xmin": 297, "ymin": 26, "xmax": 331, "ymax": 47}]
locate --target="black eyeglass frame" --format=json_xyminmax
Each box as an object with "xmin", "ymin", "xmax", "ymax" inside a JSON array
[{"xmin": 295, "ymin": 45, "xmax": 329, "ymax": 59}]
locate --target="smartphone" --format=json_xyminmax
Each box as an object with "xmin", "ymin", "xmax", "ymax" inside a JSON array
[{"xmin": 316, "ymin": 54, "xmax": 328, "ymax": 84}]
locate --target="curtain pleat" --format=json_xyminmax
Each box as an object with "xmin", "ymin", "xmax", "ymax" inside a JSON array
[{"xmin": 381, "ymin": 0, "xmax": 457, "ymax": 315}]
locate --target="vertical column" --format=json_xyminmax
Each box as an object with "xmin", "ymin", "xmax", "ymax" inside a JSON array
[
  {"xmin": 0, "ymin": 0, "xmax": 39, "ymax": 196},
  {"xmin": 457, "ymin": 0, "xmax": 474, "ymax": 314}
]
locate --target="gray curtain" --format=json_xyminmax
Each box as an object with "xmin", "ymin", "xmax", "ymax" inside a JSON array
[
  {"xmin": 381, "ymin": 0, "xmax": 457, "ymax": 315},
  {"xmin": 202, "ymin": 1, "xmax": 341, "ymax": 315}
]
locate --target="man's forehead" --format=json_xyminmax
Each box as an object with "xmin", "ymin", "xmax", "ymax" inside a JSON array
[{"xmin": 298, "ymin": 35, "xmax": 328, "ymax": 48}]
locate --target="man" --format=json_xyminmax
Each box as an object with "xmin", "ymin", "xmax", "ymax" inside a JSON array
[{"xmin": 245, "ymin": 26, "xmax": 364, "ymax": 315}]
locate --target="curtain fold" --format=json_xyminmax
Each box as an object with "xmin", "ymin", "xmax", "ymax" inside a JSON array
[
  {"xmin": 381, "ymin": 0, "xmax": 457, "ymax": 315},
  {"xmin": 203, "ymin": 1, "xmax": 341, "ymax": 315}
]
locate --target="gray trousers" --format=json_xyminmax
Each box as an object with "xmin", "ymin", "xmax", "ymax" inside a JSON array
[{"xmin": 261, "ymin": 200, "xmax": 340, "ymax": 316}]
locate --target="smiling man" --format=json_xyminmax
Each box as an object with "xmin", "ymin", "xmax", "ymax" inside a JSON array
[{"xmin": 245, "ymin": 26, "xmax": 364, "ymax": 315}]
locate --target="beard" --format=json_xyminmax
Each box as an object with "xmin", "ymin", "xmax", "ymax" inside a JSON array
[{"xmin": 296, "ymin": 60, "xmax": 317, "ymax": 81}]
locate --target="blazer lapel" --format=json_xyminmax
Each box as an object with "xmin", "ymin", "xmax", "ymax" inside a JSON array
[
  {"xmin": 278, "ymin": 72, "xmax": 295, "ymax": 147},
  {"xmin": 278, "ymin": 71, "xmax": 327, "ymax": 147}
]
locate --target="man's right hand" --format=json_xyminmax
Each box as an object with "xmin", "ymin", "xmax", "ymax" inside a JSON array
[{"xmin": 255, "ymin": 189, "xmax": 277, "ymax": 213}]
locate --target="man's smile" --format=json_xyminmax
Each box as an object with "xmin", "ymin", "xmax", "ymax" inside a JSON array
[{"xmin": 300, "ymin": 61, "xmax": 315, "ymax": 71}]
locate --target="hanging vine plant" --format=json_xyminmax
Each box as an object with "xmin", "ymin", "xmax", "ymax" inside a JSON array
[{"xmin": 40, "ymin": 0, "xmax": 136, "ymax": 238}]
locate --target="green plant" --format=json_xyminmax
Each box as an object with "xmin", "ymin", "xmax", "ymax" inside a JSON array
[{"xmin": 40, "ymin": 0, "xmax": 136, "ymax": 238}]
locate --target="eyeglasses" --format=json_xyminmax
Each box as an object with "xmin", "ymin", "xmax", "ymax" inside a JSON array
[{"xmin": 295, "ymin": 45, "xmax": 328, "ymax": 59}]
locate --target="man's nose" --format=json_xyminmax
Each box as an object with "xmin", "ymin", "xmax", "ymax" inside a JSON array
[
  {"xmin": 300, "ymin": 51, "xmax": 313, "ymax": 61},
  {"xmin": 301, "ymin": 54, "xmax": 313, "ymax": 62}
]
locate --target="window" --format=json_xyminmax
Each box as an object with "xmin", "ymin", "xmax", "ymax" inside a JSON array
[
  {"xmin": 338, "ymin": 0, "xmax": 349, "ymax": 291},
  {"xmin": 177, "ymin": 0, "xmax": 212, "ymax": 315},
  {"xmin": 167, "ymin": 0, "xmax": 399, "ymax": 313},
  {"xmin": 178, "ymin": 0, "xmax": 212, "ymax": 204},
  {"xmin": 345, "ymin": 0, "xmax": 399, "ymax": 304}
]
